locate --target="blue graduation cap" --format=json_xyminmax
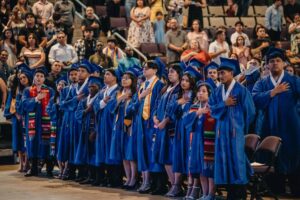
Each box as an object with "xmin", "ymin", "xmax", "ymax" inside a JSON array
[
  {"xmin": 197, "ymin": 81, "xmax": 214, "ymax": 94},
  {"xmin": 34, "ymin": 67, "xmax": 48, "ymax": 77},
  {"xmin": 184, "ymin": 66, "xmax": 203, "ymax": 81},
  {"xmin": 88, "ymin": 76, "xmax": 104, "ymax": 88},
  {"xmin": 125, "ymin": 65, "xmax": 143, "ymax": 77},
  {"xmin": 105, "ymin": 68, "xmax": 122, "ymax": 82},
  {"xmin": 204, "ymin": 61, "xmax": 219, "ymax": 74},
  {"xmin": 16, "ymin": 63, "xmax": 31, "ymax": 72},
  {"xmin": 187, "ymin": 58, "xmax": 205, "ymax": 69},
  {"xmin": 154, "ymin": 57, "xmax": 165, "ymax": 78},
  {"xmin": 90, "ymin": 63, "xmax": 104, "ymax": 74},
  {"xmin": 265, "ymin": 47, "xmax": 286, "ymax": 63},
  {"xmin": 205, "ymin": 78, "xmax": 217, "ymax": 89},
  {"xmin": 19, "ymin": 68, "xmax": 33, "ymax": 81},
  {"xmin": 55, "ymin": 75, "xmax": 68, "ymax": 86},
  {"xmin": 169, "ymin": 61, "xmax": 186, "ymax": 76},
  {"xmin": 218, "ymin": 57, "xmax": 241, "ymax": 77},
  {"xmin": 69, "ymin": 63, "xmax": 79, "ymax": 72},
  {"xmin": 78, "ymin": 59, "xmax": 92, "ymax": 73}
]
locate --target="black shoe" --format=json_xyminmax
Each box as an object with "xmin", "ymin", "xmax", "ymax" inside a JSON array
[
  {"xmin": 75, "ymin": 177, "xmax": 85, "ymax": 182},
  {"xmin": 24, "ymin": 169, "xmax": 38, "ymax": 177},
  {"xmin": 139, "ymin": 184, "xmax": 151, "ymax": 194},
  {"xmin": 126, "ymin": 183, "xmax": 138, "ymax": 191},
  {"xmin": 150, "ymin": 186, "xmax": 168, "ymax": 195},
  {"xmin": 79, "ymin": 178, "xmax": 93, "ymax": 185},
  {"xmin": 47, "ymin": 172, "xmax": 53, "ymax": 178}
]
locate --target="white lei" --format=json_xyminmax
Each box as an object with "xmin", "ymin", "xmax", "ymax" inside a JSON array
[
  {"xmin": 270, "ymin": 71, "xmax": 284, "ymax": 87},
  {"xmin": 76, "ymin": 78, "xmax": 89, "ymax": 95},
  {"xmin": 222, "ymin": 79, "xmax": 236, "ymax": 101}
]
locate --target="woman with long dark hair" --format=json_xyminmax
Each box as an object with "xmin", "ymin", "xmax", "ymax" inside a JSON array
[
  {"xmin": 0, "ymin": 0, "xmax": 10, "ymax": 32},
  {"xmin": 0, "ymin": 29, "xmax": 17, "ymax": 68},
  {"xmin": 4, "ymin": 65, "xmax": 32, "ymax": 172},
  {"xmin": 186, "ymin": 19, "xmax": 209, "ymax": 52}
]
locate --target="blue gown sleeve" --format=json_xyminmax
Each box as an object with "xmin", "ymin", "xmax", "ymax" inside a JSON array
[
  {"xmin": 241, "ymin": 87, "xmax": 256, "ymax": 134},
  {"xmin": 46, "ymin": 97, "xmax": 57, "ymax": 121},
  {"xmin": 208, "ymin": 91, "xmax": 227, "ymax": 120},
  {"xmin": 184, "ymin": 111, "xmax": 198, "ymax": 130},
  {"xmin": 4, "ymin": 92, "xmax": 12, "ymax": 119},
  {"xmin": 75, "ymin": 99, "xmax": 86, "ymax": 123},
  {"xmin": 15, "ymin": 92, "xmax": 23, "ymax": 115},
  {"xmin": 252, "ymin": 80, "xmax": 272, "ymax": 110},
  {"xmin": 22, "ymin": 88, "xmax": 38, "ymax": 112},
  {"xmin": 125, "ymin": 93, "xmax": 138, "ymax": 117}
]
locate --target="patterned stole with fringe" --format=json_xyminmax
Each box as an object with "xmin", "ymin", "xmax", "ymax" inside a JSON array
[{"xmin": 29, "ymin": 85, "xmax": 51, "ymax": 142}]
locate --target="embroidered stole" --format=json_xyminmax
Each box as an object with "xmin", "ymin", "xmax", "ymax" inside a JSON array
[{"xmin": 28, "ymin": 85, "xmax": 51, "ymax": 142}]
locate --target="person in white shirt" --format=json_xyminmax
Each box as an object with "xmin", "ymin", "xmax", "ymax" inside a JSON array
[
  {"xmin": 48, "ymin": 31, "xmax": 78, "ymax": 70},
  {"xmin": 32, "ymin": 0, "xmax": 54, "ymax": 26},
  {"xmin": 230, "ymin": 21, "xmax": 251, "ymax": 47},
  {"xmin": 208, "ymin": 30, "xmax": 230, "ymax": 65}
]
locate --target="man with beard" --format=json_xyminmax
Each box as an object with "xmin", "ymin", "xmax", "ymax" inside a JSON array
[
  {"xmin": 117, "ymin": 47, "xmax": 141, "ymax": 73},
  {"xmin": 89, "ymin": 41, "xmax": 113, "ymax": 69}
]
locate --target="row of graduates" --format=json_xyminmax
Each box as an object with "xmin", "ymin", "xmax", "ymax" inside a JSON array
[{"xmin": 4, "ymin": 47, "xmax": 300, "ymax": 199}]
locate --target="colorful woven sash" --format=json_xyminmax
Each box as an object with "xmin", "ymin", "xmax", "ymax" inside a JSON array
[
  {"xmin": 29, "ymin": 85, "xmax": 51, "ymax": 142},
  {"xmin": 203, "ymin": 112, "xmax": 216, "ymax": 162}
]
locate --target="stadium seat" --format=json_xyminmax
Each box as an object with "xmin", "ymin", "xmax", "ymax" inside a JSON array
[
  {"xmin": 254, "ymin": 6, "xmax": 268, "ymax": 16},
  {"xmin": 140, "ymin": 43, "xmax": 163, "ymax": 58},
  {"xmin": 244, "ymin": 27, "xmax": 254, "ymax": 40},
  {"xmin": 158, "ymin": 43, "xmax": 166, "ymax": 55},
  {"xmin": 225, "ymin": 17, "xmax": 240, "ymax": 27},
  {"xmin": 240, "ymin": 17, "xmax": 256, "ymax": 28},
  {"xmin": 120, "ymin": 6, "xmax": 126, "ymax": 17},
  {"xmin": 255, "ymin": 17, "xmax": 265, "ymax": 26},
  {"xmin": 209, "ymin": 17, "xmax": 225, "ymax": 28},
  {"xmin": 248, "ymin": 6, "xmax": 255, "ymax": 16},
  {"xmin": 208, "ymin": 6, "xmax": 225, "ymax": 16},
  {"xmin": 110, "ymin": 17, "xmax": 127, "ymax": 29},
  {"xmin": 203, "ymin": 17, "xmax": 210, "ymax": 28},
  {"xmin": 202, "ymin": 7, "xmax": 209, "ymax": 17},
  {"xmin": 95, "ymin": 5, "xmax": 107, "ymax": 17}
]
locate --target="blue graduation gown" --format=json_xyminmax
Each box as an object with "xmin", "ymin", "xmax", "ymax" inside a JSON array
[
  {"xmin": 153, "ymin": 85, "xmax": 180, "ymax": 165},
  {"xmin": 245, "ymin": 70, "xmax": 260, "ymax": 92},
  {"xmin": 209, "ymin": 82, "xmax": 255, "ymax": 185},
  {"xmin": 110, "ymin": 92, "xmax": 138, "ymax": 162},
  {"xmin": 172, "ymin": 99, "xmax": 193, "ymax": 174},
  {"xmin": 4, "ymin": 92, "xmax": 25, "ymax": 152},
  {"xmin": 74, "ymin": 97, "xmax": 97, "ymax": 166},
  {"xmin": 94, "ymin": 86, "xmax": 119, "ymax": 166},
  {"xmin": 252, "ymin": 73, "xmax": 300, "ymax": 173},
  {"xmin": 22, "ymin": 86, "xmax": 54, "ymax": 159},
  {"xmin": 46, "ymin": 97, "xmax": 59, "ymax": 157},
  {"xmin": 136, "ymin": 79, "xmax": 164, "ymax": 172}
]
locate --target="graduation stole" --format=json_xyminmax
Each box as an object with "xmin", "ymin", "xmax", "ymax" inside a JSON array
[
  {"xmin": 139, "ymin": 76, "xmax": 159, "ymax": 120},
  {"xmin": 28, "ymin": 85, "xmax": 51, "ymax": 141},
  {"xmin": 50, "ymin": 121, "xmax": 56, "ymax": 156},
  {"xmin": 203, "ymin": 112, "xmax": 216, "ymax": 162}
]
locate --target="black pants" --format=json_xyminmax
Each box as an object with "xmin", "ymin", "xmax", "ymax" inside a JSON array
[
  {"xmin": 226, "ymin": 185, "xmax": 247, "ymax": 200},
  {"xmin": 268, "ymin": 29, "xmax": 281, "ymax": 41},
  {"xmin": 63, "ymin": 25, "xmax": 74, "ymax": 44}
]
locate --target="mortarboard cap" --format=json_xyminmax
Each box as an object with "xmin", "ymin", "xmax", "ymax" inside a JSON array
[
  {"xmin": 88, "ymin": 76, "xmax": 104, "ymax": 88},
  {"xmin": 187, "ymin": 58, "xmax": 205, "ymax": 69},
  {"xmin": 34, "ymin": 67, "xmax": 48, "ymax": 77},
  {"xmin": 265, "ymin": 47, "xmax": 286, "ymax": 63},
  {"xmin": 218, "ymin": 57, "xmax": 241, "ymax": 77},
  {"xmin": 55, "ymin": 75, "xmax": 68, "ymax": 86},
  {"xmin": 125, "ymin": 65, "xmax": 142, "ymax": 77},
  {"xmin": 204, "ymin": 61, "xmax": 219, "ymax": 74},
  {"xmin": 184, "ymin": 66, "xmax": 203, "ymax": 82}
]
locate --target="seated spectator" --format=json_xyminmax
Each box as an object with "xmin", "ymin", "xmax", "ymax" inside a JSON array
[
  {"xmin": 81, "ymin": 6, "xmax": 101, "ymax": 39},
  {"xmin": 180, "ymin": 39, "xmax": 210, "ymax": 64},
  {"xmin": 284, "ymin": 0, "xmax": 300, "ymax": 25},
  {"xmin": 232, "ymin": 35, "xmax": 250, "ymax": 67},
  {"xmin": 32, "ymin": 0, "xmax": 54, "ymax": 26},
  {"xmin": 165, "ymin": 18, "xmax": 186, "ymax": 63},
  {"xmin": 208, "ymin": 30, "xmax": 230, "ymax": 65},
  {"xmin": 74, "ymin": 28, "xmax": 98, "ymax": 62},
  {"xmin": 127, "ymin": 0, "xmax": 155, "ymax": 48},
  {"xmin": 0, "ymin": 0, "xmax": 10, "ymax": 33},
  {"xmin": 289, "ymin": 13, "xmax": 300, "ymax": 54},
  {"xmin": 89, "ymin": 41, "xmax": 113, "ymax": 69},
  {"xmin": 13, "ymin": 0, "xmax": 32, "ymax": 20},
  {"xmin": 153, "ymin": 11, "xmax": 165, "ymax": 44},
  {"xmin": 102, "ymin": 36, "xmax": 125, "ymax": 68},
  {"xmin": 0, "ymin": 49, "xmax": 11, "ymax": 82},
  {"xmin": 186, "ymin": 19, "xmax": 209, "ymax": 52},
  {"xmin": 18, "ymin": 12, "xmax": 47, "ymax": 48},
  {"xmin": 48, "ymin": 31, "xmax": 78, "ymax": 70},
  {"xmin": 230, "ymin": 21, "xmax": 251, "ymax": 47},
  {"xmin": 20, "ymin": 33, "xmax": 46, "ymax": 70},
  {"xmin": 118, "ymin": 47, "xmax": 141, "ymax": 73},
  {"xmin": 54, "ymin": 0, "xmax": 75, "ymax": 44},
  {"xmin": 284, "ymin": 63, "xmax": 297, "ymax": 76},
  {"xmin": 251, "ymin": 26, "xmax": 272, "ymax": 58},
  {"xmin": 0, "ymin": 29, "xmax": 17, "ymax": 69}
]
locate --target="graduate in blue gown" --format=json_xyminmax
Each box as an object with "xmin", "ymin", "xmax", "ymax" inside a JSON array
[
  {"xmin": 151, "ymin": 62, "xmax": 182, "ymax": 195},
  {"xmin": 46, "ymin": 76, "xmax": 68, "ymax": 178},
  {"xmin": 4, "ymin": 65, "xmax": 32, "ymax": 172},
  {"xmin": 252, "ymin": 48, "xmax": 300, "ymax": 197},
  {"xmin": 208, "ymin": 58, "xmax": 255, "ymax": 200},
  {"xmin": 74, "ymin": 76, "xmax": 103, "ymax": 184},
  {"xmin": 22, "ymin": 68, "xmax": 54, "ymax": 177},
  {"xmin": 204, "ymin": 62, "xmax": 221, "ymax": 89},
  {"xmin": 57, "ymin": 65, "xmax": 79, "ymax": 179},
  {"xmin": 93, "ymin": 68, "xmax": 121, "ymax": 187},
  {"xmin": 110, "ymin": 66, "xmax": 140, "ymax": 190},
  {"xmin": 135, "ymin": 60, "xmax": 164, "ymax": 194},
  {"xmin": 169, "ymin": 67, "xmax": 202, "ymax": 197}
]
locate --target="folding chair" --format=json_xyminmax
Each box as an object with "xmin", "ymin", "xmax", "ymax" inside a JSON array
[
  {"xmin": 248, "ymin": 136, "xmax": 282, "ymax": 200},
  {"xmin": 254, "ymin": 6, "xmax": 268, "ymax": 17},
  {"xmin": 240, "ymin": 17, "xmax": 256, "ymax": 28},
  {"xmin": 225, "ymin": 17, "xmax": 240, "ymax": 27},
  {"xmin": 120, "ymin": 6, "xmax": 126, "ymax": 17},
  {"xmin": 95, "ymin": 5, "xmax": 107, "ymax": 17},
  {"xmin": 208, "ymin": 6, "xmax": 225, "ymax": 17},
  {"xmin": 209, "ymin": 17, "xmax": 225, "ymax": 28},
  {"xmin": 110, "ymin": 17, "xmax": 127, "ymax": 30},
  {"xmin": 245, "ymin": 134, "xmax": 261, "ymax": 162}
]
